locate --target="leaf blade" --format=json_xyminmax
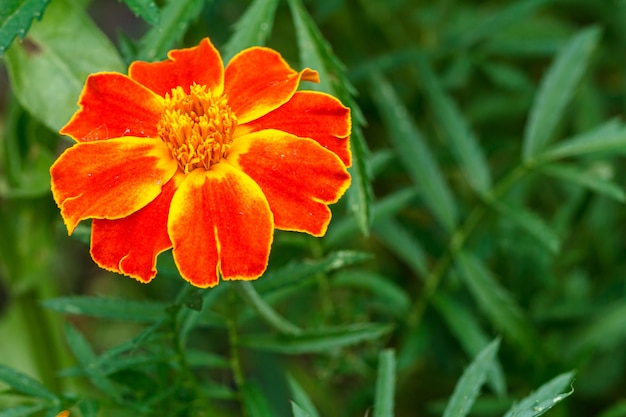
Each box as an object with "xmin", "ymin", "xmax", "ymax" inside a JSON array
[
  {"xmin": 0, "ymin": 365, "xmax": 57, "ymax": 401},
  {"xmin": 120, "ymin": 0, "xmax": 160, "ymax": 26},
  {"xmin": 221, "ymin": 0, "xmax": 279, "ymax": 62},
  {"xmin": 42, "ymin": 296, "xmax": 168, "ymax": 322},
  {"xmin": 0, "ymin": 0, "xmax": 50, "ymax": 54},
  {"xmin": 373, "ymin": 349, "xmax": 396, "ymax": 417},
  {"xmin": 503, "ymin": 371, "xmax": 575, "ymax": 417}
]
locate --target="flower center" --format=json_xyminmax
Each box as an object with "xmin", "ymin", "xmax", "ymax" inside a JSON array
[{"xmin": 158, "ymin": 84, "xmax": 237, "ymax": 173}]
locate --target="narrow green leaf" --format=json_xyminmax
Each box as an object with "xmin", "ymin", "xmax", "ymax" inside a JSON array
[
  {"xmin": 120, "ymin": 0, "xmax": 160, "ymax": 26},
  {"xmin": 523, "ymin": 26, "xmax": 601, "ymax": 160},
  {"xmin": 371, "ymin": 73, "xmax": 458, "ymax": 232},
  {"xmin": 221, "ymin": 0, "xmax": 279, "ymax": 62},
  {"xmin": 433, "ymin": 294, "xmax": 507, "ymax": 397},
  {"xmin": 242, "ymin": 382, "xmax": 274, "ymax": 417},
  {"xmin": 455, "ymin": 252, "xmax": 535, "ymax": 354},
  {"xmin": 346, "ymin": 125, "xmax": 375, "ymax": 235},
  {"xmin": 0, "ymin": 365, "xmax": 57, "ymax": 401},
  {"xmin": 373, "ymin": 217, "xmax": 428, "ymax": 277},
  {"xmin": 136, "ymin": 0, "xmax": 204, "ymax": 61},
  {"xmin": 43, "ymin": 296, "xmax": 168, "ymax": 322},
  {"xmin": 235, "ymin": 282, "xmax": 301, "ymax": 335},
  {"xmin": 240, "ymin": 323, "xmax": 392, "ymax": 354},
  {"xmin": 4, "ymin": 0, "xmax": 124, "ymax": 131},
  {"xmin": 503, "ymin": 371, "xmax": 575, "ymax": 417},
  {"xmin": 291, "ymin": 402, "xmax": 312, "ymax": 417},
  {"xmin": 567, "ymin": 302, "xmax": 626, "ymax": 356},
  {"xmin": 373, "ymin": 349, "xmax": 396, "ymax": 417},
  {"xmin": 539, "ymin": 163, "xmax": 625, "ymax": 202},
  {"xmin": 415, "ymin": 53, "xmax": 491, "ymax": 194},
  {"xmin": 489, "ymin": 200, "xmax": 560, "ymax": 254},
  {"xmin": 443, "ymin": 339, "xmax": 500, "ymax": 417},
  {"xmin": 0, "ymin": 403, "xmax": 47, "ymax": 417},
  {"xmin": 78, "ymin": 399, "xmax": 100, "ymax": 417},
  {"xmin": 287, "ymin": 375, "xmax": 321, "ymax": 417},
  {"xmin": 0, "ymin": 0, "xmax": 49, "ymax": 54}
]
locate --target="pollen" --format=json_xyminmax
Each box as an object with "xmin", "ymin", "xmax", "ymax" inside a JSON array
[{"xmin": 158, "ymin": 84, "xmax": 237, "ymax": 173}]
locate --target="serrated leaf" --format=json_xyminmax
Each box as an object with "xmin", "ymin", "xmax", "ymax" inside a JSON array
[
  {"xmin": 539, "ymin": 163, "xmax": 625, "ymax": 202},
  {"xmin": 503, "ymin": 371, "xmax": 575, "ymax": 417},
  {"xmin": 221, "ymin": 0, "xmax": 279, "ymax": 62},
  {"xmin": 443, "ymin": 339, "xmax": 500, "ymax": 417},
  {"xmin": 120, "ymin": 0, "xmax": 160, "ymax": 26},
  {"xmin": 0, "ymin": 0, "xmax": 49, "ymax": 55},
  {"xmin": 291, "ymin": 402, "xmax": 312, "ymax": 417},
  {"xmin": 523, "ymin": 26, "xmax": 601, "ymax": 160},
  {"xmin": 0, "ymin": 403, "xmax": 47, "ymax": 417},
  {"xmin": 371, "ymin": 73, "xmax": 458, "ymax": 232},
  {"xmin": 0, "ymin": 365, "xmax": 57, "ymax": 401},
  {"xmin": 455, "ymin": 252, "xmax": 535, "ymax": 354},
  {"xmin": 415, "ymin": 53, "xmax": 491, "ymax": 194},
  {"xmin": 136, "ymin": 0, "xmax": 204, "ymax": 61},
  {"xmin": 242, "ymin": 382, "xmax": 274, "ymax": 417},
  {"xmin": 490, "ymin": 200, "xmax": 560, "ymax": 254},
  {"xmin": 373, "ymin": 349, "xmax": 396, "ymax": 417},
  {"xmin": 287, "ymin": 375, "xmax": 320, "ymax": 417},
  {"xmin": 4, "ymin": 0, "xmax": 124, "ymax": 131},
  {"xmin": 240, "ymin": 323, "xmax": 392, "ymax": 354},
  {"xmin": 42, "ymin": 296, "xmax": 168, "ymax": 322}
]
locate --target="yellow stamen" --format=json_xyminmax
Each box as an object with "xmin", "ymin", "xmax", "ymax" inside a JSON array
[{"xmin": 158, "ymin": 84, "xmax": 237, "ymax": 173}]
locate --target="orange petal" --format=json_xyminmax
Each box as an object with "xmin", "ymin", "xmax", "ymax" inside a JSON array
[
  {"xmin": 237, "ymin": 91, "xmax": 352, "ymax": 167},
  {"xmin": 129, "ymin": 38, "xmax": 224, "ymax": 97},
  {"xmin": 168, "ymin": 165, "xmax": 274, "ymax": 287},
  {"xmin": 224, "ymin": 47, "xmax": 319, "ymax": 125},
  {"xmin": 60, "ymin": 73, "xmax": 163, "ymax": 142},
  {"xmin": 50, "ymin": 138, "xmax": 178, "ymax": 234},
  {"xmin": 90, "ymin": 174, "xmax": 182, "ymax": 283},
  {"xmin": 228, "ymin": 130, "xmax": 351, "ymax": 236}
]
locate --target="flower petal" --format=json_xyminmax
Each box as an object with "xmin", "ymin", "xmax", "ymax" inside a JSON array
[
  {"xmin": 129, "ymin": 38, "xmax": 224, "ymax": 97},
  {"xmin": 237, "ymin": 91, "xmax": 352, "ymax": 167},
  {"xmin": 224, "ymin": 47, "xmax": 319, "ymax": 125},
  {"xmin": 50, "ymin": 138, "xmax": 178, "ymax": 234},
  {"xmin": 90, "ymin": 174, "xmax": 183, "ymax": 283},
  {"xmin": 60, "ymin": 73, "xmax": 163, "ymax": 141},
  {"xmin": 228, "ymin": 130, "xmax": 351, "ymax": 236},
  {"xmin": 168, "ymin": 164, "xmax": 273, "ymax": 287}
]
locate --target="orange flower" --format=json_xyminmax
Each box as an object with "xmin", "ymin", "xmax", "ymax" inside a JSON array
[{"xmin": 51, "ymin": 38, "xmax": 351, "ymax": 287}]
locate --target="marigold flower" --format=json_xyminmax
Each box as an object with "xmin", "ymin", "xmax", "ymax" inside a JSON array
[{"xmin": 51, "ymin": 38, "xmax": 351, "ymax": 287}]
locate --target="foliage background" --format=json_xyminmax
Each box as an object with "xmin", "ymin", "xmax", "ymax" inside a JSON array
[{"xmin": 2, "ymin": 0, "xmax": 626, "ymax": 416}]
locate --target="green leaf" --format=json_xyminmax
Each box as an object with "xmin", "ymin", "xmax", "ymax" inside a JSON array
[
  {"xmin": 291, "ymin": 402, "xmax": 312, "ymax": 417},
  {"xmin": 371, "ymin": 72, "xmax": 458, "ymax": 232},
  {"xmin": 0, "ymin": 365, "xmax": 57, "ymax": 401},
  {"xmin": 442, "ymin": 339, "xmax": 500, "ymax": 417},
  {"xmin": 242, "ymin": 382, "xmax": 274, "ymax": 417},
  {"xmin": 503, "ymin": 371, "xmax": 575, "ymax": 417},
  {"xmin": 120, "ymin": 0, "xmax": 160, "ymax": 26},
  {"xmin": 240, "ymin": 323, "xmax": 392, "ymax": 354},
  {"xmin": 539, "ymin": 163, "xmax": 625, "ymax": 202},
  {"xmin": 522, "ymin": 26, "xmax": 601, "ymax": 160},
  {"xmin": 221, "ymin": 0, "xmax": 279, "ymax": 62},
  {"xmin": 287, "ymin": 375, "xmax": 321, "ymax": 417},
  {"xmin": 42, "ymin": 296, "xmax": 168, "ymax": 322},
  {"xmin": 455, "ymin": 252, "xmax": 535, "ymax": 354},
  {"xmin": 415, "ymin": 53, "xmax": 491, "ymax": 194},
  {"xmin": 373, "ymin": 349, "xmax": 396, "ymax": 417},
  {"xmin": 567, "ymin": 302, "xmax": 626, "ymax": 356},
  {"xmin": 489, "ymin": 200, "xmax": 560, "ymax": 254},
  {"xmin": 235, "ymin": 282, "xmax": 301, "ymax": 335},
  {"xmin": 78, "ymin": 399, "xmax": 100, "ymax": 417},
  {"xmin": 288, "ymin": 0, "xmax": 373, "ymax": 235},
  {"xmin": 4, "ymin": 0, "xmax": 124, "ymax": 131},
  {"xmin": 373, "ymin": 217, "xmax": 428, "ymax": 277},
  {"xmin": 0, "ymin": 0, "xmax": 49, "ymax": 55},
  {"xmin": 0, "ymin": 403, "xmax": 47, "ymax": 417},
  {"xmin": 136, "ymin": 0, "xmax": 204, "ymax": 61}
]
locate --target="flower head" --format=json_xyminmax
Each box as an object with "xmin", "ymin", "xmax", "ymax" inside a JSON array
[{"xmin": 51, "ymin": 38, "xmax": 351, "ymax": 287}]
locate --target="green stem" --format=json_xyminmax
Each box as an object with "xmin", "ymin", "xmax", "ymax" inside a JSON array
[{"xmin": 226, "ymin": 288, "xmax": 246, "ymax": 416}]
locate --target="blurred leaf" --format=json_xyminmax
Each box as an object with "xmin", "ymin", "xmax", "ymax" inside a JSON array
[
  {"xmin": 288, "ymin": 0, "xmax": 373, "ymax": 234},
  {"xmin": 371, "ymin": 73, "xmax": 458, "ymax": 232},
  {"xmin": 4, "ymin": 0, "xmax": 124, "ymax": 131},
  {"xmin": 503, "ymin": 371, "xmax": 575, "ymax": 417},
  {"xmin": 187, "ymin": 349, "xmax": 230, "ymax": 369},
  {"xmin": 480, "ymin": 61, "xmax": 532, "ymax": 91},
  {"xmin": 443, "ymin": 339, "xmax": 500, "ymax": 417},
  {"xmin": 136, "ymin": 0, "xmax": 204, "ymax": 61},
  {"xmin": 0, "ymin": 365, "xmax": 57, "ymax": 401},
  {"xmin": 235, "ymin": 282, "xmax": 301, "ymax": 335},
  {"xmin": 374, "ymin": 217, "xmax": 428, "ymax": 277},
  {"xmin": 598, "ymin": 401, "xmax": 626, "ymax": 417},
  {"xmin": 78, "ymin": 399, "xmax": 99, "ymax": 417},
  {"xmin": 0, "ymin": 0, "xmax": 49, "ymax": 55},
  {"xmin": 240, "ymin": 323, "xmax": 392, "ymax": 354},
  {"xmin": 539, "ymin": 163, "xmax": 625, "ymax": 202},
  {"xmin": 287, "ymin": 375, "xmax": 320, "ymax": 417},
  {"xmin": 291, "ymin": 402, "xmax": 312, "ymax": 417},
  {"xmin": 568, "ymin": 302, "xmax": 626, "ymax": 356},
  {"xmin": 373, "ymin": 349, "xmax": 396, "ymax": 417},
  {"xmin": 121, "ymin": 0, "xmax": 160, "ymax": 26},
  {"xmin": 415, "ymin": 53, "xmax": 491, "ymax": 194},
  {"xmin": 490, "ymin": 200, "xmax": 560, "ymax": 254},
  {"xmin": 221, "ymin": 0, "xmax": 279, "ymax": 62},
  {"xmin": 242, "ymin": 382, "xmax": 274, "ymax": 417},
  {"xmin": 455, "ymin": 252, "xmax": 535, "ymax": 354},
  {"xmin": 43, "ymin": 296, "xmax": 168, "ymax": 322},
  {"xmin": 539, "ymin": 119, "xmax": 626, "ymax": 160},
  {"xmin": 0, "ymin": 403, "xmax": 47, "ymax": 417},
  {"xmin": 433, "ymin": 294, "xmax": 507, "ymax": 397},
  {"xmin": 522, "ymin": 26, "xmax": 601, "ymax": 160}
]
